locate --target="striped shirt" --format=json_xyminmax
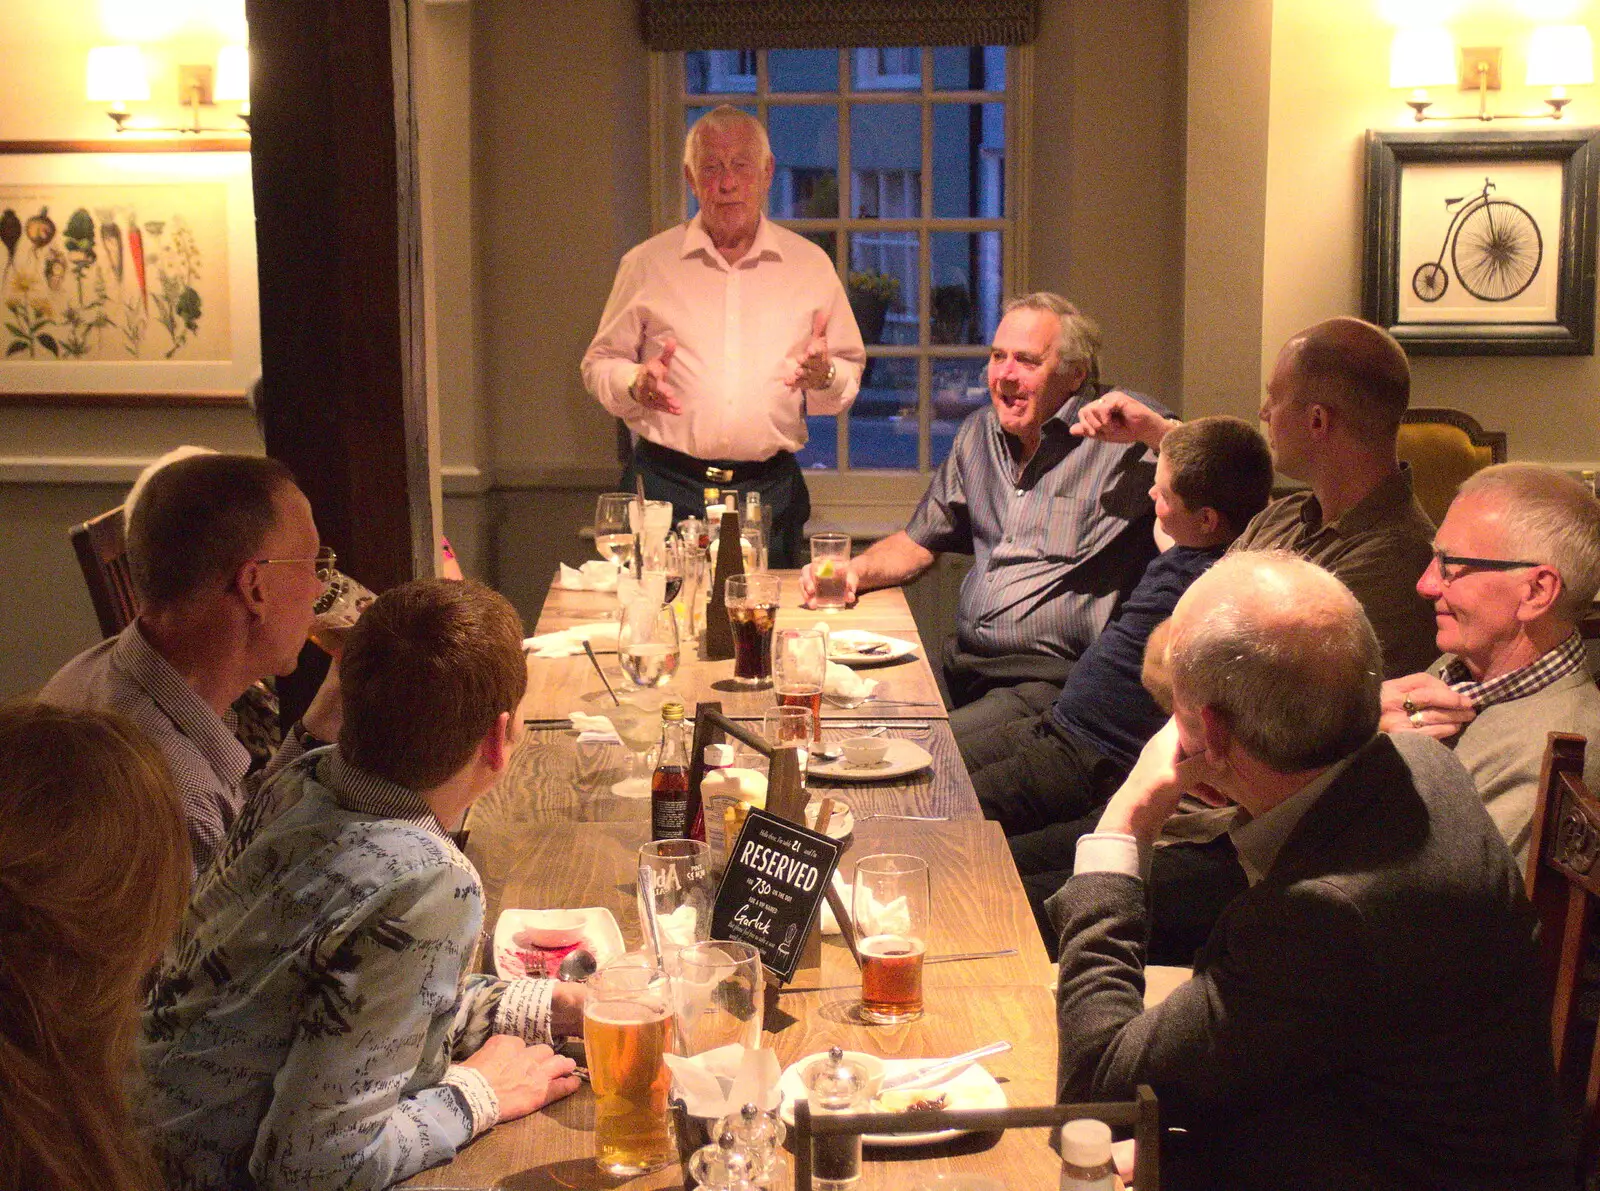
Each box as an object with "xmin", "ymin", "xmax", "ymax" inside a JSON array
[
  {"xmin": 1438, "ymin": 630, "xmax": 1589, "ymax": 711},
  {"xmin": 39, "ymin": 620, "xmax": 307, "ymax": 876},
  {"xmin": 904, "ymin": 383, "xmax": 1166, "ymax": 661}
]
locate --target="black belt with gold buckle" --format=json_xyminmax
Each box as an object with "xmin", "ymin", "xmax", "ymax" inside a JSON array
[{"xmin": 635, "ymin": 439, "xmax": 788, "ymax": 486}]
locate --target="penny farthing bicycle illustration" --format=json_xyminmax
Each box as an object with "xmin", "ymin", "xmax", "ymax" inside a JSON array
[{"xmin": 1412, "ymin": 177, "xmax": 1543, "ymax": 303}]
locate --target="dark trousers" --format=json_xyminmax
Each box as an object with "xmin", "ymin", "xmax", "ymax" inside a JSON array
[
  {"xmin": 623, "ymin": 443, "xmax": 811, "ymax": 569},
  {"xmin": 964, "ymin": 714, "xmax": 1123, "ymax": 839}
]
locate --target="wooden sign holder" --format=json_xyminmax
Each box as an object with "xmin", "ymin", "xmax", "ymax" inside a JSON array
[
  {"xmin": 695, "ymin": 705, "xmax": 860, "ymax": 987},
  {"xmin": 703, "ymin": 508, "xmax": 744, "ymax": 661}
]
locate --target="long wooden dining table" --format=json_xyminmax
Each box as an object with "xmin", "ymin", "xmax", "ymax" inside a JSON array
[{"xmin": 401, "ymin": 573, "xmax": 1069, "ymax": 1190}]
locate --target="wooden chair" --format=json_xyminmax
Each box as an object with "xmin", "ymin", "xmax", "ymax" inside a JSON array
[
  {"xmin": 1527, "ymin": 732, "xmax": 1600, "ymax": 1177},
  {"xmin": 790, "ymin": 1085, "xmax": 1159, "ymax": 1190},
  {"xmin": 69, "ymin": 505, "xmax": 138, "ymax": 638},
  {"xmin": 1397, "ymin": 407, "xmax": 1508, "ymax": 527}
]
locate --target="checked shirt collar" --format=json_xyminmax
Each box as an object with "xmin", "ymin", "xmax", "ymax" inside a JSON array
[{"xmin": 1440, "ymin": 630, "xmax": 1587, "ymax": 712}]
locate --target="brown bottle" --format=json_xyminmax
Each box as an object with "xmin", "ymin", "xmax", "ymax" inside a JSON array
[
  {"xmin": 651, "ymin": 701, "xmax": 695, "ymax": 841},
  {"xmin": 703, "ymin": 497, "xmax": 745, "ymax": 662}
]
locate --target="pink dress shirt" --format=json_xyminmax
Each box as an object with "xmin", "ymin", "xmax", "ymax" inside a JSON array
[{"xmin": 582, "ymin": 214, "xmax": 865, "ymax": 462}]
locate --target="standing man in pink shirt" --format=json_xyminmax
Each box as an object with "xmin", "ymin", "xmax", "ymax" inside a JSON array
[{"xmin": 582, "ymin": 104, "xmax": 865, "ymax": 567}]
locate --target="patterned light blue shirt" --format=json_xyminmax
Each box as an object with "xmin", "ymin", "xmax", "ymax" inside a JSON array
[
  {"xmin": 139, "ymin": 748, "xmax": 554, "ymax": 1191},
  {"xmin": 904, "ymin": 383, "xmax": 1168, "ymax": 661}
]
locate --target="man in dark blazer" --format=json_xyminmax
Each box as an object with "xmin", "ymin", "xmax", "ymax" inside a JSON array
[{"xmin": 1049, "ymin": 550, "xmax": 1571, "ymax": 1190}]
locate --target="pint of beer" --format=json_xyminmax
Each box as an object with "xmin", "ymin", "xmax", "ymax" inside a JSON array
[
  {"xmin": 853, "ymin": 854, "xmax": 930, "ymax": 1024},
  {"xmin": 585, "ymin": 955, "xmax": 677, "ymax": 1176}
]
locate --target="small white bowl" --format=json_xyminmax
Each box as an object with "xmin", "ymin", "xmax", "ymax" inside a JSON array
[
  {"xmin": 841, "ymin": 736, "xmax": 890, "ymax": 766},
  {"xmin": 514, "ymin": 909, "xmax": 587, "ymax": 948}
]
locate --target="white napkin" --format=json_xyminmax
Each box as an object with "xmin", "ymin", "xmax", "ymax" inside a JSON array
[
  {"xmin": 855, "ymin": 887, "xmax": 911, "ymax": 937},
  {"xmin": 523, "ymin": 622, "xmax": 621, "ymax": 658},
  {"xmin": 818, "ymin": 870, "xmax": 852, "ymax": 935},
  {"xmin": 568, "ymin": 711, "xmax": 621, "ymax": 745},
  {"xmin": 824, "ymin": 661, "xmax": 879, "ymax": 698},
  {"xmin": 658, "ymin": 903, "xmax": 699, "ymax": 947},
  {"xmin": 664, "ymin": 1045, "xmax": 782, "ymax": 1118},
  {"xmin": 558, "ymin": 561, "xmax": 620, "ymax": 592}
]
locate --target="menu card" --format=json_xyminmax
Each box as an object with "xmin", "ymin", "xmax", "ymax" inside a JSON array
[{"xmin": 711, "ymin": 807, "xmax": 843, "ymax": 983}]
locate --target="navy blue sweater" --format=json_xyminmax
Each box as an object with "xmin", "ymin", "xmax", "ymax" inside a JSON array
[{"xmin": 1048, "ymin": 544, "xmax": 1224, "ymax": 769}]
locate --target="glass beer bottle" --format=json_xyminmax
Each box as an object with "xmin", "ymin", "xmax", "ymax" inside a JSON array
[{"xmin": 650, "ymin": 700, "xmax": 693, "ymax": 841}]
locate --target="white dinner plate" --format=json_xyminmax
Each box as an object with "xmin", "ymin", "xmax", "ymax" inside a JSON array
[
  {"xmin": 777, "ymin": 1053, "xmax": 1007, "ymax": 1146},
  {"xmin": 806, "ymin": 739, "xmax": 933, "ymax": 782},
  {"xmin": 492, "ymin": 906, "xmax": 625, "ymax": 980},
  {"xmin": 828, "ymin": 631, "xmax": 917, "ymax": 668}
]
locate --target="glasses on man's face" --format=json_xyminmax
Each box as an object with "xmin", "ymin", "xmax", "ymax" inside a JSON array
[
  {"xmin": 1429, "ymin": 548, "xmax": 1541, "ymax": 585},
  {"xmin": 255, "ymin": 546, "xmax": 338, "ymax": 584}
]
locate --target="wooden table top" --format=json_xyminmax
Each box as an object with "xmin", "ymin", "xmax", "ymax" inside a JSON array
[
  {"xmin": 523, "ymin": 573, "xmax": 946, "ymax": 723},
  {"xmin": 401, "ymin": 576, "xmax": 1067, "ymax": 1190}
]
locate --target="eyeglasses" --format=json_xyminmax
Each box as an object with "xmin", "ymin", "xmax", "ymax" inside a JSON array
[
  {"xmin": 255, "ymin": 546, "xmax": 337, "ymax": 583},
  {"xmin": 1430, "ymin": 548, "xmax": 1542, "ymax": 584}
]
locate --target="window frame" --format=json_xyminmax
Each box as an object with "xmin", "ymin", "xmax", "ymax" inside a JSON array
[{"xmin": 648, "ymin": 46, "xmax": 1032, "ymax": 516}]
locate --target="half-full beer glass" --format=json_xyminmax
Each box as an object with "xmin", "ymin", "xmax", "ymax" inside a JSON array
[
  {"xmin": 853, "ymin": 854, "xmax": 930, "ymax": 1024},
  {"xmin": 586, "ymin": 954, "xmax": 677, "ymax": 1176}
]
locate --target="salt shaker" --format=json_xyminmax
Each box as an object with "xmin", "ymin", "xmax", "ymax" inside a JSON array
[
  {"xmin": 715, "ymin": 1101, "xmax": 786, "ymax": 1186},
  {"xmin": 803, "ymin": 1046, "xmax": 869, "ymax": 1190},
  {"xmin": 687, "ymin": 1127, "xmax": 759, "ymax": 1190}
]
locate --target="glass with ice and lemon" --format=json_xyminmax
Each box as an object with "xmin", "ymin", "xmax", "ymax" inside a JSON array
[{"xmin": 810, "ymin": 533, "xmax": 851, "ymax": 609}]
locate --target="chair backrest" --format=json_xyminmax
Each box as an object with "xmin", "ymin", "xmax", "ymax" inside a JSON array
[
  {"xmin": 1397, "ymin": 407, "xmax": 1508, "ymax": 527},
  {"xmin": 790, "ymin": 1086, "xmax": 1159, "ymax": 1191},
  {"xmin": 1526, "ymin": 731, "xmax": 1600, "ymax": 1175},
  {"xmin": 69, "ymin": 505, "xmax": 138, "ymax": 638}
]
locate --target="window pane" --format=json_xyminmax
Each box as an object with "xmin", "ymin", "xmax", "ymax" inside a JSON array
[
  {"xmin": 769, "ymin": 105, "xmax": 839, "ymax": 219},
  {"xmin": 770, "ymin": 49, "xmax": 838, "ymax": 93},
  {"xmin": 931, "ymin": 358, "xmax": 990, "ymax": 466},
  {"xmin": 798, "ymin": 414, "xmax": 839, "ymax": 470},
  {"xmin": 930, "ymin": 231, "xmax": 1002, "ymax": 346},
  {"xmin": 848, "ymin": 231, "xmax": 919, "ymax": 347},
  {"xmin": 685, "ymin": 51, "xmax": 758, "ymax": 94},
  {"xmin": 932, "ymin": 103, "xmax": 1004, "ymax": 219},
  {"xmin": 933, "ymin": 46, "xmax": 1005, "ymax": 91},
  {"xmin": 849, "ymin": 104, "xmax": 922, "ymax": 219},
  {"xmin": 685, "ymin": 104, "xmax": 758, "ymax": 216},
  {"xmin": 852, "ymin": 47, "xmax": 921, "ymax": 91},
  {"xmin": 849, "ymin": 356, "xmax": 919, "ymax": 470}
]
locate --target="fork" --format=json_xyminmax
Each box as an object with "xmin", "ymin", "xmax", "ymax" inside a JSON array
[{"xmin": 823, "ymin": 694, "xmax": 943, "ymax": 710}]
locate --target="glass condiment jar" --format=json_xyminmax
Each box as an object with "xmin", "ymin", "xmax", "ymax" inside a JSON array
[
  {"xmin": 687, "ymin": 1128, "xmax": 759, "ymax": 1190},
  {"xmin": 714, "ymin": 1101, "xmax": 786, "ymax": 1186}
]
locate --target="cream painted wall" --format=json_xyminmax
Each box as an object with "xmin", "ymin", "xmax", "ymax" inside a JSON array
[{"xmin": 1257, "ymin": 0, "xmax": 1600, "ymax": 465}]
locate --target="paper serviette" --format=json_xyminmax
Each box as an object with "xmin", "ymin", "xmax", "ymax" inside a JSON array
[
  {"xmin": 558, "ymin": 561, "xmax": 620, "ymax": 592},
  {"xmin": 523, "ymin": 622, "xmax": 621, "ymax": 659},
  {"xmin": 568, "ymin": 711, "xmax": 621, "ymax": 745},
  {"xmin": 664, "ymin": 1045, "xmax": 782, "ymax": 1119},
  {"xmin": 823, "ymin": 661, "xmax": 878, "ymax": 699}
]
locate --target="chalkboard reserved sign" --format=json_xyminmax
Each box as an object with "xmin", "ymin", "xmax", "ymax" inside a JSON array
[{"xmin": 711, "ymin": 807, "xmax": 844, "ymax": 983}]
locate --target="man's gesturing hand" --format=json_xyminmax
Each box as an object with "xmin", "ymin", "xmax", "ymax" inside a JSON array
[
  {"xmin": 783, "ymin": 310, "xmax": 834, "ymax": 390},
  {"xmin": 1070, "ymin": 390, "xmax": 1177, "ymax": 451},
  {"xmin": 631, "ymin": 338, "xmax": 683, "ymax": 415},
  {"xmin": 460, "ymin": 1035, "xmax": 582, "ymax": 1122}
]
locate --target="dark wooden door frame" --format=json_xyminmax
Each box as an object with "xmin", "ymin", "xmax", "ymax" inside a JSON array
[{"xmin": 246, "ymin": 0, "xmax": 436, "ymax": 720}]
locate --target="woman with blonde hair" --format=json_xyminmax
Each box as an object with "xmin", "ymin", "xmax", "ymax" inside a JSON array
[{"xmin": 0, "ymin": 700, "xmax": 192, "ymax": 1191}]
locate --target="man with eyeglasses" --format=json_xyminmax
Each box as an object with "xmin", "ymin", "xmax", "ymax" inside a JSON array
[
  {"xmin": 582, "ymin": 103, "xmax": 865, "ymax": 567},
  {"xmin": 42, "ymin": 453, "xmax": 342, "ymax": 876},
  {"xmin": 1379, "ymin": 463, "xmax": 1600, "ymax": 868}
]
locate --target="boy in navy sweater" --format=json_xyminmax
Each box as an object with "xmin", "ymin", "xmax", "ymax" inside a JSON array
[{"xmin": 962, "ymin": 417, "xmax": 1273, "ymax": 949}]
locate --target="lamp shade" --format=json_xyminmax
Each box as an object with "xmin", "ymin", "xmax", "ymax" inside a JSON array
[
  {"xmin": 214, "ymin": 44, "xmax": 250, "ymax": 102},
  {"xmin": 86, "ymin": 45, "xmax": 149, "ymax": 103},
  {"xmin": 1390, "ymin": 26, "xmax": 1456, "ymax": 89},
  {"xmin": 1527, "ymin": 25, "xmax": 1594, "ymax": 87}
]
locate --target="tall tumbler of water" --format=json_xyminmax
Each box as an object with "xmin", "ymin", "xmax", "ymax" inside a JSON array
[{"xmin": 809, "ymin": 533, "xmax": 852, "ymax": 610}]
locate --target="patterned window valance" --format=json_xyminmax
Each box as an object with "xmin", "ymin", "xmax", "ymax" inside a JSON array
[{"xmin": 641, "ymin": 0, "xmax": 1039, "ymax": 50}]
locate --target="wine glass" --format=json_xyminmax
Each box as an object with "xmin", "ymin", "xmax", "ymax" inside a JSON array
[
  {"xmin": 640, "ymin": 534, "xmax": 685, "ymax": 605},
  {"xmin": 595, "ymin": 493, "xmax": 635, "ymax": 571},
  {"xmin": 607, "ymin": 698, "xmax": 661, "ymax": 798},
  {"xmin": 619, "ymin": 596, "xmax": 680, "ymax": 690}
]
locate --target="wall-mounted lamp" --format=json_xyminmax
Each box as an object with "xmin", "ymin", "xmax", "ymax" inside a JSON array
[
  {"xmin": 1391, "ymin": 23, "xmax": 1593, "ymax": 122},
  {"xmin": 88, "ymin": 43, "xmax": 250, "ymax": 134}
]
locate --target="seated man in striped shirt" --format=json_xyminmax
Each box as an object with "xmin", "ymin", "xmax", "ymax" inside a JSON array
[
  {"xmin": 140, "ymin": 578, "xmax": 583, "ymax": 1190},
  {"xmin": 800, "ymin": 292, "xmax": 1171, "ymax": 742},
  {"xmin": 961, "ymin": 416, "xmax": 1274, "ymax": 946}
]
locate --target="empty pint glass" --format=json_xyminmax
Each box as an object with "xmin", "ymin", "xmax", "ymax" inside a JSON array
[
  {"xmin": 854, "ymin": 854, "xmax": 930, "ymax": 1024},
  {"xmin": 586, "ymin": 954, "xmax": 677, "ymax": 1176},
  {"xmin": 725, "ymin": 572, "xmax": 781, "ymax": 687}
]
